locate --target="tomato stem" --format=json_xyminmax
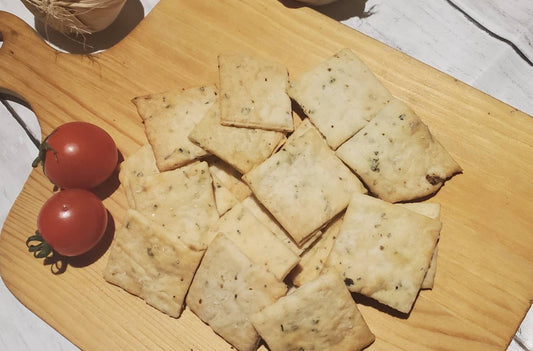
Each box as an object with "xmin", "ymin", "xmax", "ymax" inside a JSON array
[
  {"xmin": 32, "ymin": 130, "xmax": 57, "ymax": 169},
  {"xmin": 26, "ymin": 231, "xmax": 55, "ymax": 259}
]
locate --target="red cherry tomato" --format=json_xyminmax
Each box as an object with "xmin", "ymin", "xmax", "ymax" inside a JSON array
[
  {"xmin": 36, "ymin": 189, "xmax": 108, "ymax": 257},
  {"xmin": 35, "ymin": 122, "xmax": 118, "ymax": 189}
]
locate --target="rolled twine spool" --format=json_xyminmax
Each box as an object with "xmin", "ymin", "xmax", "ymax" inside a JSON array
[{"xmin": 21, "ymin": 0, "xmax": 127, "ymax": 35}]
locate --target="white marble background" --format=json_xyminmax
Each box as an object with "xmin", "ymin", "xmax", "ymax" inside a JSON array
[{"xmin": 0, "ymin": 0, "xmax": 532, "ymax": 350}]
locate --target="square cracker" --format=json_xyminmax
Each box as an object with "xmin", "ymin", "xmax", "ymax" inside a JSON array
[
  {"xmin": 218, "ymin": 53, "xmax": 293, "ymax": 132},
  {"xmin": 204, "ymin": 202, "xmax": 299, "ymax": 280},
  {"xmin": 210, "ymin": 170, "xmax": 240, "ymax": 216},
  {"xmin": 288, "ymin": 213, "xmax": 344, "ymax": 287},
  {"xmin": 288, "ymin": 48, "xmax": 392, "ymax": 149},
  {"xmin": 132, "ymin": 85, "xmax": 217, "ymax": 171},
  {"xmin": 131, "ymin": 161, "xmax": 218, "ymax": 249},
  {"xmin": 186, "ymin": 234, "xmax": 287, "ymax": 351},
  {"xmin": 103, "ymin": 209, "xmax": 204, "ymax": 318},
  {"xmin": 118, "ymin": 144, "xmax": 159, "ymax": 208},
  {"xmin": 206, "ymin": 156, "xmax": 252, "ymax": 201},
  {"xmin": 398, "ymin": 202, "xmax": 441, "ymax": 289},
  {"xmin": 335, "ymin": 98, "xmax": 462, "ymax": 203},
  {"xmin": 250, "ymin": 270, "xmax": 375, "ymax": 351},
  {"xmin": 242, "ymin": 119, "xmax": 366, "ymax": 245},
  {"xmin": 240, "ymin": 196, "xmax": 321, "ymax": 256},
  {"xmin": 189, "ymin": 102, "xmax": 286, "ymax": 174},
  {"xmin": 327, "ymin": 193, "xmax": 441, "ymax": 314}
]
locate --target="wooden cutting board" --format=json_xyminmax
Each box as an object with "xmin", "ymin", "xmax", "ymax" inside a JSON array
[{"xmin": 1, "ymin": 0, "xmax": 532, "ymax": 350}]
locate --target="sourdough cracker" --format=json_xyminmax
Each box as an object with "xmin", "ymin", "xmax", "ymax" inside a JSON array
[
  {"xmin": 336, "ymin": 98, "xmax": 462, "ymax": 202},
  {"xmin": 210, "ymin": 170, "xmax": 240, "ymax": 216},
  {"xmin": 289, "ymin": 213, "xmax": 343, "ymax": 287},
  {"xmin": 218, "ymin": 53, "xmax": 293, "ymax": 132},
  {"xmin": 243, "ymin": 119, "xmax": 366, "ymax": 245},
  {"xmin": 207, "ymin": 156, "xmax": 252, "ymax": 201},
  {"xmin": 204, "ymin": 202, "xmax": 299, "ymax": 280},
  {"xmin": 132, "ymin": 86, "xmax": 217, "ymax": 171},
  {"xmin": 240, "ymin": 196, "xmax": 320, "ymax": 255},
  {"xmin": 250, "ymin": 270, "xmax": 375, "ymax": 351},
  {"xmin": 103, "ymin": 209, "xmax": 204, "ymax": 318},
  {"xmin": 186, "ymin": 234, "xmax": 287, "ymax": 351},
  {"xmin": 288, "ymin": 48, "xmax": 392, "ymax": 149},
  {"xmin": 422, "ymin": 244, "xmax": 438, "ymax": 289},
  {"xmin": 131, "ymin": 161, "xmax": 218, "ymax": 249},
  {"xmin": 327, "ymin": 193, "xmax": 441, "ymax": 314},
  {"xmin": 118, "ymin": 144, "xmax": 159, "ymax": 208},
  {"xmin": 189, "ymin": 102, "xmax": 286, "ymax": 174},
  {"xmin": 398, "ymin": 202, "xmax": 441, "ymax": 289}
]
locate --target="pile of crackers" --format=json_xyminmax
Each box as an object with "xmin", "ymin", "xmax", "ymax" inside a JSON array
[{"xmin": 103, "ymin": 48, "xmax": 462, "ymax": 351}]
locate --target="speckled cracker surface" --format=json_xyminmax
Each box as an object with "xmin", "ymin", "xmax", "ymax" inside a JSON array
[
  {"xmin": 288, "ymin": 48, "xmax": 392, "ymax": 149},
  {"xmin": 118, "ymin": 144, "xmax": 159, "ymax": 208},
  {"xmin": 103, "ymin": 209, "xmax": 204, "ymax": 318},
  {"xmin": 327, "ymin": 193, "xmax": 441, "ymax": 313},
  {"xmin": 218, "ymin": 53, "xmax": 293, "ymax": 132},
  {"xmin": 207, "ymin": 156, "xmax": 252, "ymax": 201},
  {"xmin": 242, "ymin": 119, "xmax": 366, "ymax": 245},
  {"xmin": 132, "ymin": 86, "xmax": 217, "ymax": 171},
  {"xmin": 188, "ymin": 103, "xmax": 285, "ymax": 174},
  {"xmin": 336, "ymin": 98, "xmax": 462, "ymax": 203},
  {"xmin": 130, "ymin": 161, "xmax": 218, "ymax": 249},
  {"xmin": 398, "ymin": 202, "xmax": 441, "ymax": 289},
  {"xmin": 240, "ymin": 196, "xmax": 313, "ymax": 255},
  {"xmin": 210, "ymin": 170, "xmax": 239, "ymax": 216},
  {"xmin": 289, "ymin": 213, "xmax": 343, "ymax": 287},
  {"xmin": 186, "ymin": 234, "xmax": 287, "ymax": 351},
  {"xmin": 250, "ymin": 270, "xmax": 375, "ymax": 351},
  {"xmin": 204, "ymin": 202, "xmax": 299, "ymax": 280}
]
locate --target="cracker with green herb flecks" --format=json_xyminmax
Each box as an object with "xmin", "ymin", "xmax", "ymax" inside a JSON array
[
  {"xmin": 335, "ymin": 98, "xmax": 462, "ymax": 203},
  {"xmin": 327, "ymin": 193, "xmax": 441, "ymax": 314},
  {"xmin": 132, "ymin": 85, "xmax": 217, "ymax": 171},
  {"xmin": 240, "ymin": 196, "xmax": 322, "ymax": 255},
  {"xmin": 189, "ymin": 102, "xmax": 286, "ymax": 174},
  {"xmin": 186, "ymin": 234, "xmax": 288, "ymax": 351},
  {"xmin": 218, "ymin": 53, "xmax": 293, "ymax": 133},
  {"xmin": 398, "ymin": 202, "xmax": 441, "ymax": 289},
  {"xmin": 204, "ymin": 202, "xmax": 299, "ymax": 280},
  {"xmin": 288, "ymin": 48, "xmax": 392, "ymax": 149},
  {"xmin": 288, "ymin": 213, "xmax": 343, "ymax": 287},
  {"xmin": 103, "ymin": 209, "xmax": 204, "ymax": 318},
  {"xmin": 209, "ymin": 170, "xmax": 239, "ymax": 216},
  {"xmin": 118, "ymin": 144, "xmax": 159, "ymax": 208},
  {"xmin": 207, "ymin": 156, "xmax": 252, "ymax": 201},
  {"xmin": 242, "ymin": 119, "xmax": 366, "ymax": 245},
  {"xmin": 130, "ymin": 161, "xmax": 218, "ymax": 250},
  {"xmin": 250, "ymin": 270, "xmax": 375, "ymax": 351}
]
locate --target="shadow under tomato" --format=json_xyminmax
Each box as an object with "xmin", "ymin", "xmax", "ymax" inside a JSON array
[
  {"xmin": 44, "ymin": 210, "xmax": 116, "ymax": 274},
  {"xmin": 89, "ymin": 150, "xmax": 124, "ymax": 201}
]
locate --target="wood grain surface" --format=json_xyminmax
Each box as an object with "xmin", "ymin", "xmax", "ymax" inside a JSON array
[{"xmin": 0, "ymin": 0, "xmax": 532, "ymax": 350}]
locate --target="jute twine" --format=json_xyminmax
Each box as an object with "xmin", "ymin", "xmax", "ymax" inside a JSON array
[{"xmin": 21, "ymin": 0, "xmax": 126, "ymax": 36}]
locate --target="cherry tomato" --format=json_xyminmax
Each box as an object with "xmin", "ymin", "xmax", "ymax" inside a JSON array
[
  {"xmin": 35, "ymin": 189, "xmax": 108, "ymax": 257},
  {"xmin": 34, "ymin": 121, "xmax": 118, "ymax": 189}
]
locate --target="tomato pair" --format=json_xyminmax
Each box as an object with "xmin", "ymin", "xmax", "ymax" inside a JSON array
[{"xmin": 29, "ymin": 122, "xmax": 118, "ymax": 258}]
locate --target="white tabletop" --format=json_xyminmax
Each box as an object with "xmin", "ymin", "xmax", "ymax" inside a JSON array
[{"xmin": 0, "ymin": 0, "xmax": 532, "ymax": 350}]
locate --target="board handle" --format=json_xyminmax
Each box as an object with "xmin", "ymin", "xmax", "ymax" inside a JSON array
[{"xmin": 0, "ymin": 11, "xmax": 56, "ymax": 101}]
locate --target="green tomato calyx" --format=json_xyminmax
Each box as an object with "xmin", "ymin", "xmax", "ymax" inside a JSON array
[{"xmin": 26, "ymin": 230, "xmax": 55, "ymax": 259}]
